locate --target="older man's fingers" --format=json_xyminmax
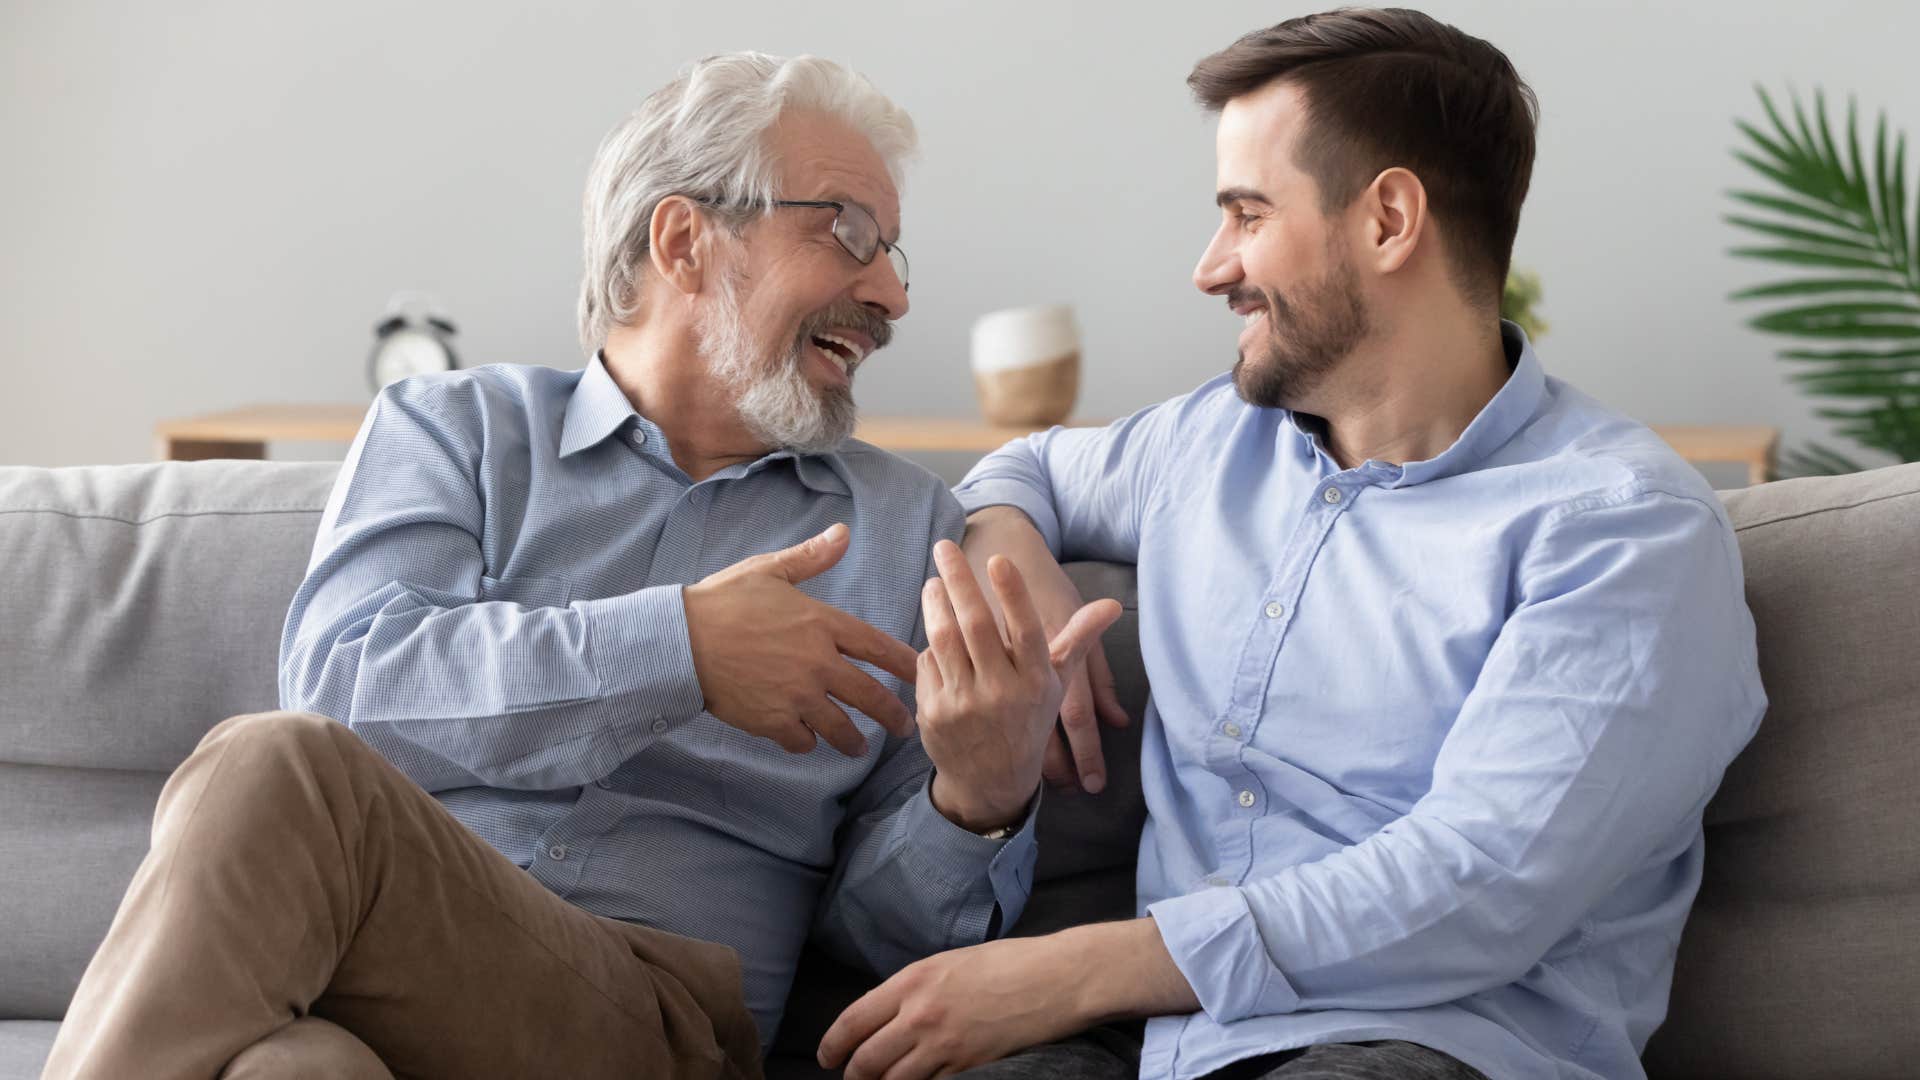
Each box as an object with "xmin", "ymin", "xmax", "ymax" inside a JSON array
[
  {"xmin": 915, "ymin": 647, "xmax": 943, "ymax": 694},
  {"xmin": 824, "ymin": 662, "xmax": 913, "ymax": 739},
  {"xmin": 764, "ymin": 717, "xmax": 818, "ymax": 755},
  {"xmin": 756, "ymin": 521, "xmax": 851, "ymax": 584},
  {"xmin": 798, "ymin": 697, "xmax": 867, "ymax": 758},
  {"xmin": 1057, "ymin": 669, "xmax": 1107, "ymax": 795},
  {"xmin": 826, "ymin": 605, "xmax": 920, "ymax": 685},
  {"xmin": 986, "ymin": 555, "xmax": 1048, "ymax": 670},
  {"xmin": 933, "ymin": 541, "xmax": 1010, "ymax": 677},
  {"xmin": 921, "ymin": 578, "xmax": 970, "ymax": 685}
]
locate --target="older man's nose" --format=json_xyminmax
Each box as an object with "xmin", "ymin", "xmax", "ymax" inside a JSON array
[{"xmin": 853, "ymin": 253, "xmax": 909, "ymax": 321}]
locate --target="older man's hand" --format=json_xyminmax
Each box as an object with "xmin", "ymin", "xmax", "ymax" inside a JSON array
[
  {"xmin": 961, "ymin": 507, "xmax": 1132, "ymax": 796},
  {"xmin": 684, "ymin": 522, "xmax": 920, "ymax": 757},
  {"xmin": 917, "ymin": 541, "xmax": 1122, "ymax": 832}
]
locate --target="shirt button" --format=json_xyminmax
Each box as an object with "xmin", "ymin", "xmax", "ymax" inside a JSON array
[
  {"xmin": 1236, "ymin": 790, "xmax": 1256, "ymax": 808},
  {"xmin": 651, "ymin": 719, "xmax": 669, "ymax": 734},
  {"xmin": 596, "ymin": 779, "xmax": 612, "ymax": 790},
  {"xmin": 1222, "ymin": 721, "xmax": 1242, "ymax": 739},
  {"xmin": 1206, "ymin": 875, "xmax": 1230, "ymax": 887},
  {"xmin": 1321, "ymin": 487, "xmax": 1343, "ymax": 505},
  {"xmin": 629, "ymin": 429, "xmax": 646, "ymax": 448},
  {"xmin": 548, "ymin": 844, "xmax": 568, "ymax": 861},
  {"xmin": 1263, "ymin": 601, "xmax": 1284, "ymax": 619}
]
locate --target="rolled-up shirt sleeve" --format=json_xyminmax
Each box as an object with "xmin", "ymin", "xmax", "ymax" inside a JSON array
[
  {"xmin": 1149, "ymin": 490, "xmax": 1765, "ymax": 1022},
  {"xmin": 955, "ymin": 392, "xmax": 1196, "ymax": 565},
  {"xmin": 278, "ymin": 381, "xmax": 705, "ymax": 792}
]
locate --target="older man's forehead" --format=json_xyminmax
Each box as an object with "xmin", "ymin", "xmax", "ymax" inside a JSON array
[{"xmin": 770, "ymin": 110, "xmax": 903, "ymax": 238}]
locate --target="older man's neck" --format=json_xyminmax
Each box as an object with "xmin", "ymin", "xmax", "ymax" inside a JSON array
[
  {"xmin": 602, "ymin": 327, "xmax": 770, "ymax": 482},
  {"xmin": 1310, "ymin": 304, "xmax": 1510, "ymax": 472}
]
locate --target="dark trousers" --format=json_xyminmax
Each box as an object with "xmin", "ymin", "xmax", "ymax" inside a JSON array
[{"xmin": 954, "ymin": 1022, "xmax": 1489, "ymax": 1080}]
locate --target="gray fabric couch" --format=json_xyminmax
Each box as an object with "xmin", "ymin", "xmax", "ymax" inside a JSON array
[{"xmin": 2, "ymin": 459, "xmax": 1915, "ymax": 1079}]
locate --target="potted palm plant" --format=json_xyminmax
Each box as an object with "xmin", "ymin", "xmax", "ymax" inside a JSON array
[{"xmin": 1728, "ymin": 86, "xmax": 1920, "ymax": 474}]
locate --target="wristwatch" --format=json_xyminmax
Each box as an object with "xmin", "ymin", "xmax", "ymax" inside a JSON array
[{"xmin": 974, "ymin": 822, "xmax": 1017, "ymax": 841}]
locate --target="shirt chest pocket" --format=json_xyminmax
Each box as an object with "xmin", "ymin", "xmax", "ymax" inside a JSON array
[{"xmin": 477, "ymin": 573, "xmax": 574, "ymax": 609}]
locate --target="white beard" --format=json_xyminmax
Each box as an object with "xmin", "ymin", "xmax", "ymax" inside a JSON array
[{"xmin": 699, "ymin": 270, "xmax": 857, "ymax": 455}]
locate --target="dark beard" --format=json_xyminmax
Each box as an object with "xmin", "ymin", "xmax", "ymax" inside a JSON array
[{"xmin": 1231, "ymin": 250, "xmax": 1370, "ymax": 410}]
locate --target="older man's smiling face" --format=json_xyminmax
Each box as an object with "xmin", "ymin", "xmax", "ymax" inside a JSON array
[{"xmin": 698, "ymin": 108, "xmax": 909, "ymax": 453}]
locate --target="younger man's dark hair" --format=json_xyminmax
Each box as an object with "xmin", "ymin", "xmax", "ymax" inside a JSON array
[{"xmin": 1189, "ymin": 7, "xmax": 1537, "ymax": 307}]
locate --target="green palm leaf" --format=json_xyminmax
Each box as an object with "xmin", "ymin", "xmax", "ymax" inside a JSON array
[
  {"xmin": 1731, "ymin": 246, "xmax": 1899, "ymax": 272},
  {"xmin": 1779, "ymin": 345, "xmax": 1920, "ymax": 361},
  {"xmin": 1727, "ymin": 190, "xmax": 1863, "ymax": 233},
  {"xmin": 1725, "ymin": 215, "xmax": 1884, "ymax": 252},
  {"xmin": 1731, "ymin": 85, "xmax": 1920, "ymax": 471},
  {"xmin": 1731, "ymin": 278, "xmax": 1910, "ymax": 299}
]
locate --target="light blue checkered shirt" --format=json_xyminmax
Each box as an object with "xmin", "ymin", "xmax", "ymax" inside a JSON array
[
  {"xmin": 279, "ymin": 355, "xmax": 1036, "ymax": 1049},
  {"xmin": 957, "ymin": 324, "xmax": 1765, "ymax": 1080}
]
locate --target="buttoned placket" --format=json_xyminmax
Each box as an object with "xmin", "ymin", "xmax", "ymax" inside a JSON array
[
  {"xmin": 1203, "ymin": 474, "xmax": 1364, "ymax": 888},
  {"xmin": 534, "ymin": 422, "xmax": 728, "ymax": 898}
]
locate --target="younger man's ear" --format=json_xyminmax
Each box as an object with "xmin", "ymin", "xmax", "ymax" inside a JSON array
[{"xmin": 1362, "ymin": 166, "xmax": 1428, "ymax": 276}]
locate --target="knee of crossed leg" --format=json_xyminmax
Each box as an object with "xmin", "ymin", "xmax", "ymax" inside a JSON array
[{"xmin": 198, "ymin": 710, "xmax": 356, "ymax": 778}]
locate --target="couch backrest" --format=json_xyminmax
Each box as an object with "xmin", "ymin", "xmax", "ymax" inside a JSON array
[
  {"xmin": 3, "ymin": 459, "xmax": 1917, "ymax": 1076},
  {"xmin": 0, "ymin": 461, "xmax": 339, "ymax": 1018},
  {"xmin": 1643, "ymin": 462, "xmax": 1920, "ymax": 1078}
]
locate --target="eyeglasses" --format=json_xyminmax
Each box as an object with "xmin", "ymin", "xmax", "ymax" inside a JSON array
[{"xmin": 707, "ymin": 197, "xmax": 909, "ymax": 293}]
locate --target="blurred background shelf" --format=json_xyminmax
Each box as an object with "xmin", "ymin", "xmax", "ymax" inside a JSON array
[{"xmin": 156, "ymin": 405, "xmax": 1779, "ymax": 485}]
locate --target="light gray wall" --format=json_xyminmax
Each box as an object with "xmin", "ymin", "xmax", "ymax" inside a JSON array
[{"xmin": 5, "ymin": 0, "xmax": 1917, "ymax": 475}]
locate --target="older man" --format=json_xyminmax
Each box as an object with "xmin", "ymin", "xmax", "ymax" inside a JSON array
[
  {"xmin": 44, "ymin": 53, "xmax": 1114, "ymax": 1080},
  {"xmin": 819, "ymin": 9, "xmax": 1766, "ymax": 1080}
]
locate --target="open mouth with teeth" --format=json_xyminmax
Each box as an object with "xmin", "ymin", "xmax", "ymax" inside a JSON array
[
  {"xmin": 1231, "ymin": 299, "xmax": 1268, "ymax": 327},
  {"xmin": 808, "ymin": 331, "xmax": 869, "ymax": 379}
]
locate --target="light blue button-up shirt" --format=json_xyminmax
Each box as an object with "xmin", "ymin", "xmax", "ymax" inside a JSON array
[
  {"xmin": 279, "ymin": 356, "xmax": 1037, "ymax": 1049},
  {"xmin": 956, "ymin": 325, "xmax": 1765, "ymax": 1080}
]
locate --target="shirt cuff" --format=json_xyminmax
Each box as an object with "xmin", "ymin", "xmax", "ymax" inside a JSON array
[
  {"xmin": 572, "ymin": 584, "xmax": 706, "ymax": 730},
  {"xmin": 953, "ymin": 478, "xmax": 1064, "ymax": 559},
  {"xmin": 893, "ymin": 781, "xmax": 1040, "ymax": 939},
  {"xmin": 1147, "ymin": 885, "xmax": 1300, "ymax": 1024}
]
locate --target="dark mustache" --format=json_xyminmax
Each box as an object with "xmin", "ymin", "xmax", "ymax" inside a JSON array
[
  {"xmin": 1226, "ymin": 286, "xmax": 1287, "ymax": 318},
  {"xmin": 796, "ymin": 301, "xmax": 893, "ymax": 354}
]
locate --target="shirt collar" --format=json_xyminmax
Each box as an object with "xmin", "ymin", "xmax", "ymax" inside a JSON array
[
  {"xmin": 1396, "ymin": 320, "xmax": 1544, "ymax": 486},
  {"xmin": 744, "ymin": 449, "xmax": 852, "ymax": 496},
  {"xmin": 558, "ymin": 353, "xmax": 852, "ymax": 496},
  {"xmin": 559, "ymin": 352, "xmax": 640, "ymax": 458},
  {"xmin": 1284, "ymin": 320, "xmax": 1546, "ymax": 488}
]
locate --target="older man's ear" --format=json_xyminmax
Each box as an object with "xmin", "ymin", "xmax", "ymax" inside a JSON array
[{"xmin": 646, "ymin": 193, "xmax": 712, "ymax": 297}]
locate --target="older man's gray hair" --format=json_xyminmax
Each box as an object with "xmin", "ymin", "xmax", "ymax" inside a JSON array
[{"xmin": 577, "ymin": 52, "xmax": 917, "ymax": 354}]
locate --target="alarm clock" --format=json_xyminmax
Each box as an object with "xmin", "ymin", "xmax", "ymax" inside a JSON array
[{"xmin": 367, "ymin": 301, "xmax": 459, "ymax": 392}]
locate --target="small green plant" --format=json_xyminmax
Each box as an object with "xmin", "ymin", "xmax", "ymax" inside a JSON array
[
  {"xmin": 1728, "ymin": 85, "xmax": 1920, "ymax": 475},
  {"xmin": 1501, "ymin": 267, "xmax": 1548, "ymax": 341}
]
